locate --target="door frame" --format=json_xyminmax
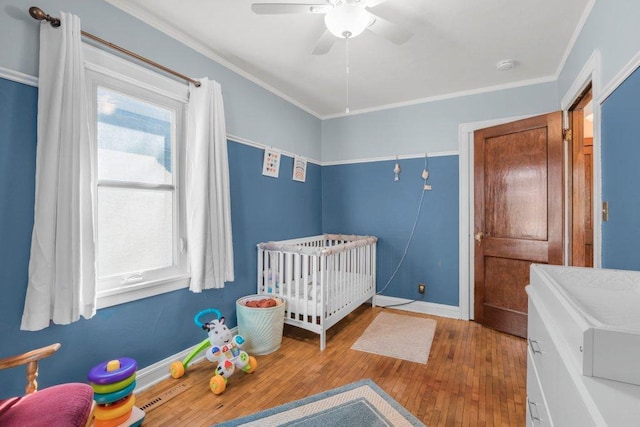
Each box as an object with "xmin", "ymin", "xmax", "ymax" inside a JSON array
[
  {"xmin": 458, "ymin": 52, "xmax": 602, "ymax": 320},
  {"xmin": 458, "ymin": 114, "xmax": 534, "ymax": 320},
  {"xmin": 561, "ymin": 50, "xmax": 602, "ymax": 269}
]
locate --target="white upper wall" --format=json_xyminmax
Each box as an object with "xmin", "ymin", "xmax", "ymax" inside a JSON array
[
  {"xmin": 0, "ymin": 0, "xmax": 322, "ymax": 161},
  {"xmin": 558, "ymin": 0, "xmax": 640, "ymax": 104},
  {"xmin": 321, "ymin": 81, "xmax": 559, "ymax": 163}
]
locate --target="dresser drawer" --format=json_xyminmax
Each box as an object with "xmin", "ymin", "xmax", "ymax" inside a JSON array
[
  {"xmin": 553, "ymin": 358, "xmax": 597, "ymax": 427},
  {"xmin": 528, "ymin": 298, "xmax": 559, "ymax": 415},
  {"xmin": 527, "ymin": 350, "xmax": 552, "ymax": 426}
]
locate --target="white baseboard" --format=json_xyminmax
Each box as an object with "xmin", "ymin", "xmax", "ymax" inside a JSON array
[
  {"xmin": 374, "ymin": 295, "xmax": 461, "ymax": 319},
  {"xmin": 134, "ymin": 327, "xmax": 237, "ymax": 394}
]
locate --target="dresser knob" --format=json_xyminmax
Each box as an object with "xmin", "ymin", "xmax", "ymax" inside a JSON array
[
  {"xmin": 527, "ymin": 398, "xmax": 542, "ymax": 422},
  {"xmin": 528, "ymin": 338, "xmax": 543, "ymax": 354}
]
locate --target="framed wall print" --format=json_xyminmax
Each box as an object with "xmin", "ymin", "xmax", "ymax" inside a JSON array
[
  {"xmin": 293, "ymin": 156, "xmax": 307, "ymax": 182},
  {"xmin": 262, "ymin": 148, "xmax": 281, "ymax": 178}
]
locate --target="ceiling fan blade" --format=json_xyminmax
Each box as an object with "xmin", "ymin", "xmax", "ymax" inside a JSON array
[
  {"xmin": 251, "ymin": 3, "xmax": 329, "ymax": 15},
  {"xmin": 366, "ymin": 11, "xmax": 413, "ymax": 45},
  {"xmin": 312, "ymin": 29, "xmax": 335, "ymax": 55}
]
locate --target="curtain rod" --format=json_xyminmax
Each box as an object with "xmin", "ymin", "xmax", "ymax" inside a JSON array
[{"xmin": 28, "ymin": 6, "xmax": 201, "ymax": 88}]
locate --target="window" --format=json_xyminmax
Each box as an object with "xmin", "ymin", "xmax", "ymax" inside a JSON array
[{"xmin": 84, "ymin": 45, "xmax": 190, "ymax": 308}]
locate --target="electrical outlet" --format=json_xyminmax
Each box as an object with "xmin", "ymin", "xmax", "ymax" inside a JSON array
[{"xmin": 418, "ymin": 283, "xmax": 426, "ymax": 294}]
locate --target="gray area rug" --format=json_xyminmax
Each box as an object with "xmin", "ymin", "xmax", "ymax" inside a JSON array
[
  {"xmin": 351, "ymin": 312, "xmax": 436, "ymax": 364},
  {"xmin": 215, "ymin": 379, "xmax": 424, "ymax": 426}
]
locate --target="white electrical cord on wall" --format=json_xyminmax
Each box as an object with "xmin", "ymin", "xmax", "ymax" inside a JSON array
[{"xmin": 377, "ymin": 154, "xmax": 430, "ymax": 297}]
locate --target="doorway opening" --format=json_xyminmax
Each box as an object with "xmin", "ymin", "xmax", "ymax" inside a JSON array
[{"xmin": 568, "ymin": 83, "xmax": 594, "ymax": 267}]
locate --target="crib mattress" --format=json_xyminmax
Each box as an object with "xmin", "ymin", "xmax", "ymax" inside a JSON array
[
  {"xmin": 270, "ymin": 271, "xmax": 372, "ymax": 316},
  {"xmin": 529, "ymin": 264, "xmax": 640, "ymax": 385}
]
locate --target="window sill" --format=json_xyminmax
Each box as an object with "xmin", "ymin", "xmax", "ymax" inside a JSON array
[{"xmin": 96, "ymin": 274, "xmax": 190, "ymax": 309}]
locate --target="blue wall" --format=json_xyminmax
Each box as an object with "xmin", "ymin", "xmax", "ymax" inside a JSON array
[
  {"xmin": 0, "ymin": 77, "xmax": 322, "ymax": 398},
  {"xmin": 601, "ymin": 66, "xmax": 640, "ymax": 270},
  {"xmin": 322, "ymin": 156, "xmax": 459, "ymax": 305}
]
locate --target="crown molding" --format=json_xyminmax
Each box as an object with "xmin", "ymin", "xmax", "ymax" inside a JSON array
[
  {"xmin": 554, "ymin": 0, "xmax": 597, "ymax": 80},
  {"xmin": 320, "ymin": 75, "xmax": 557, "ymax": 120}
]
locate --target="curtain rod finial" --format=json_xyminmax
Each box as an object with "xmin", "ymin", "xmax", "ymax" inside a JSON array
[{"xmin": 29, "ymin": 6, "xmax": 60, "ymax": 27}]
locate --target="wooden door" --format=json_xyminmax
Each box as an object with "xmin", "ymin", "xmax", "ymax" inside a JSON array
[{"xmin": 474, "ymin": 112, "xmax": 564, "ymax": 338}]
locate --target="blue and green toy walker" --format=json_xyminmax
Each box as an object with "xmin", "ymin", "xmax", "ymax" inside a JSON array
[{"xmin": 169, "ymin": 308, "xmax": 258, "ymax": 394}]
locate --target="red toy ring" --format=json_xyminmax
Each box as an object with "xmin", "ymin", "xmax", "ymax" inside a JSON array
[{"xmin": 88, "ymin": 358, "xmax": 137, "ymax": 385}]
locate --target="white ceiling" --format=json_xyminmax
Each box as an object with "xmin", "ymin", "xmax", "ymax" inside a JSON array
[{"xmin": 105, "ymin": 0, "xmax": 592, "ymax": 118}]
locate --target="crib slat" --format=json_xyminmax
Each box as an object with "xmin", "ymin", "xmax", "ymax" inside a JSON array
[
  {"xmin": 280, "ymin": 252, "xmax": 293, "ymax": 313},
  {"xmin": 302, "ymin": 254, "xmax": 309, "ymax": 321},
  {"xmin": 340, "ymin": 247, "xmax": 344, "ymax": 311},
  {"xmin": 330, "ymin": 251, "xmax": 336, "ymax": 315},
  {"xmin": 258, "ymin": 247, "xmax": 263, "ymax": 294},
  {"xmin": 292, "ymin": 252, "xmax": 298, "ymax": 315},
  {"xmin": 312, "ymin": 255, "xmax": 318, "ymax": 322},
  {"xmin": 350, "ymin": 246, "xmax": 355, "ymax": 305}
]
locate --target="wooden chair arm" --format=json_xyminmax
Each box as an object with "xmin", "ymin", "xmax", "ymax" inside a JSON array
[
  {"xmin": 0, "ymin": 343, "xmax": 61, "ymax": 394},
  {"xmin": 0, "ymin": 343, "xmax": 61, "ymax": 370}
]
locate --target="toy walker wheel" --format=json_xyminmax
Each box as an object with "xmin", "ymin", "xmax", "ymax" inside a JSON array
[
  {"xmin": 243, "ymin": 356, "xmax": 258, "ymax": 374},
  {"xmin": 170, "ymin": 361, "xmax": 185, "ymax": 379},
  {"xmin": 210, "ymin": 375, "xmax": 227, "ymax": 395}
]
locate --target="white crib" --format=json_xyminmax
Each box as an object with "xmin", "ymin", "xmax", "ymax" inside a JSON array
[{"xmin": 257, "ymin": 234, "xmax": 377, "ymax": 350}]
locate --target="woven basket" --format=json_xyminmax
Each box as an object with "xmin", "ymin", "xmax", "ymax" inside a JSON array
[{"xmin": 236, "ymin": 295, "xmax": 285, "ymax": 355}]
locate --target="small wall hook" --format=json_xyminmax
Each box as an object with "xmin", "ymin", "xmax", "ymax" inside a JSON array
[{"xmin": 394, "ymin": 156, "xmax": 401, "ymax": 181}]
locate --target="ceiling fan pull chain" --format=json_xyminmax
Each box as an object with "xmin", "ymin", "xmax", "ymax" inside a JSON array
[{"xmin": 345, "ymin": 36, "xmax": 350, "ymax": 114}]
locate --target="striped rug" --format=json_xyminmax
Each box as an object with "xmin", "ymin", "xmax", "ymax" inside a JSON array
[{"xmin": 215, "ymin": 379, "xmax": 424, "ymax": 426}]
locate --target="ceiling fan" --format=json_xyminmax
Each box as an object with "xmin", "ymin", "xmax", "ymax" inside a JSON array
[{"xmin": 251, "ymin": 0, "xmax": 413, "ymax": 55}]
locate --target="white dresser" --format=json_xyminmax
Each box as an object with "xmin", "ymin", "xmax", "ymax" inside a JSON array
[{"xmin": 526, "ymin": 264, "xmax": 640, "ymax": 426}]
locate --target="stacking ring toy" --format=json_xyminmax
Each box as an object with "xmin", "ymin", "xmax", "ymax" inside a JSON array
[
  {"xmin": 93, "ymin": 380, "xmax": 137, "ymax": 405},
  {"xmin": 91, "ymin": 373, "xmax": 136, "ymax": 394},
  {"xmin": 88, "ymin": 358, "xmax": 137, "ymax": 385},
  {"xmin": 95, "ymin": 394, "xmax": 136, "ymax": 420}
]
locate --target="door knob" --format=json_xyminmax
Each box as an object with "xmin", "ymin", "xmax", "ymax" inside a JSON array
[{"xmin": 474, "ymin": 231, "xmax": 484, "ymax": 242}]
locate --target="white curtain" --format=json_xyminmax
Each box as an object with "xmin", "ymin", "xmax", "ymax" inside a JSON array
[
  {"xmin": 21, "ymin": 13, "xmax": 96, "ymax": 331},
  {"xmin": 186, "ymin": 78, "xmax": 234, "ymax": 292}
]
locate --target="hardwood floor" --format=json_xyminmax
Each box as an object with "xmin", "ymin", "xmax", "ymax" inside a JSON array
[{"xmin": 135, "ymin": 305, "xmax": 527, "ymax": 426}]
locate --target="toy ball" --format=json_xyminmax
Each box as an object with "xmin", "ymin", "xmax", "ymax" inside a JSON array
[{"xmin": 243, "ymin": 297, "xmax": 278, "ymax": 308}]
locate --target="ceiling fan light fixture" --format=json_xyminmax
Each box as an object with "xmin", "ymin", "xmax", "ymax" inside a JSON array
[{"xmin": 324, "ymin": 3, "xmax": 369, "ymax": 39}]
